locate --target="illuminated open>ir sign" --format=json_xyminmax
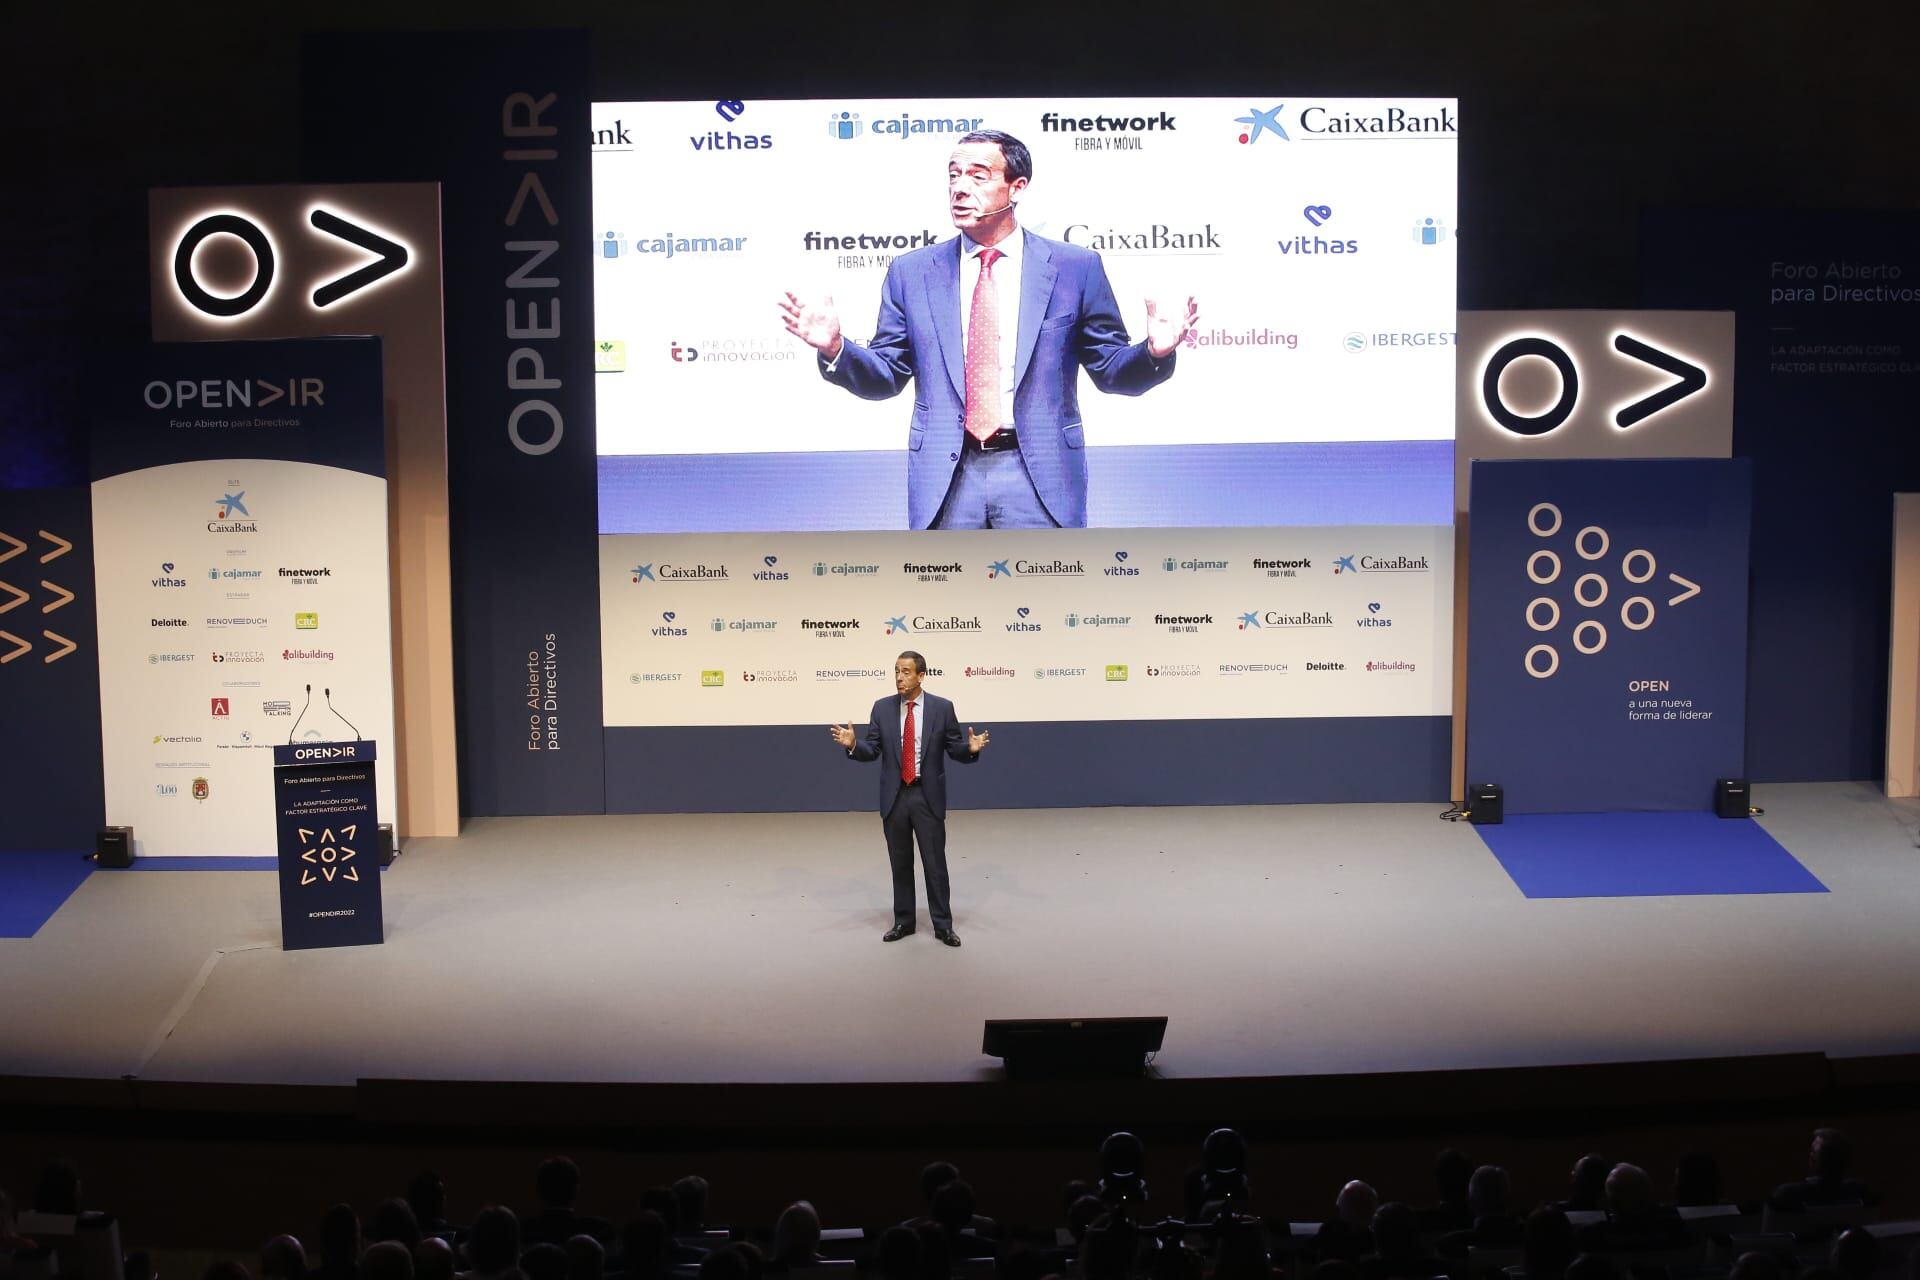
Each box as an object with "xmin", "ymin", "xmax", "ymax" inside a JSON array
[
  {"xmin": 171, "ymin": 207, "xmax": 411, "ymax": 318},
  {"xmin": 1480, "ymin": 332, "xmax": 1709, "ymax": 436}
]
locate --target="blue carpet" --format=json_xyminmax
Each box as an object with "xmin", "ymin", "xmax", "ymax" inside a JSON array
[
  {"xmin": 1476, "ymin": 812, "xmax": 1829, "ymax": 899},
  {"xmin": 0, "ymin": 852, "xmax": 95, "ymax": 937},
  {"xmin": 117, "ymin": 856, "xmax": 281, "ymax": 871}
]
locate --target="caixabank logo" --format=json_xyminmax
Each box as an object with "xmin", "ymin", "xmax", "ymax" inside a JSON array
[
  {"xmin": 208, "ymin": 490, "xmax": 258, "ymax": 534},
  {"xmin": 1333, "ymin": 553, "xmax": 1430, "ymax": 575},
  {"xmin": 1518, "ymin": 501, "xmax": 1702, "ymax": 680},
  {"xmin": 987, "ymin": 558, "xmax": 1085, "ymax": 579},
  {"xmin": 885, "ymin": 613, "xmax": 984, "ymax": 636}
]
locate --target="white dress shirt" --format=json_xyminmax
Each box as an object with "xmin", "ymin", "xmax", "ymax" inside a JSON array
[{"xmin": 958, "ymin": 229, "xmax": 1022, "ymax": 431}]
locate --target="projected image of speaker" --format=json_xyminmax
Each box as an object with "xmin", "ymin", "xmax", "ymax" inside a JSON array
[
  {"xmin": 1715, "ymin": 778, "xmax": 1751, "ymax": 818},
  {"xmin": 95, "ymin": 826, "xmax": 135, "ymax": 868},
  {"xmin": 1467, "ymin": 782, "xmax": 1504, "ymax": 825},
  {"xmin": 983, "ymin": 1016, "xmax": 1167, "ymax": 1080}
]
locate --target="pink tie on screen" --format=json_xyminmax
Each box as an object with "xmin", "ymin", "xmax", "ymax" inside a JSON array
[
  {"xmin": 964, "ymin": 248, "xmax": 1003, "ymax": 443},
  {"xmin": 901, "ymin": 699, "xmax": 917, "ymax": 785}
]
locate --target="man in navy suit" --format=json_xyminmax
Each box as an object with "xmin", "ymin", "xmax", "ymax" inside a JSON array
[
  {"xmin": 829, "ymin": 651, "xmax": 989, "ymax": 946},
  {"xmin": 781, "ymin": 129, "xmax": 1197, "ymax": 529}
]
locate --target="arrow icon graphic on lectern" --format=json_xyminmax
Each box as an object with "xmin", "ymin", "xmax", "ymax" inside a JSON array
[
  {"xmin": 1667, "ymin": 573, "xmax": 1702, "ymax": 606},
  {"xmin": 0, "ymin": 631, "xmax": 29, "ymax": 663},
  {"xmin": 40, "ymin": 580, "xmax": 73, "ymax": 613},
  {"xmin": 1614, "ymin": 334, "xmax": 1708, "ymax": 429},
  {"xmin": 0, "ymin": 581, "xmax": 25, "ymax": 614},
  {"xmin": 309, "ymin": 208, "xmax": 410, "ymax": 308},
  {"xmin": 0, "ymin": 531, "xmax": 24, "ymax": 565},
  {"xmin": 38, "ymin": 530, "xmax": 71, "ymax": 563},
  {"xmin": 42, "ymin": 631, "xmax": 75, "ymax": 663}
]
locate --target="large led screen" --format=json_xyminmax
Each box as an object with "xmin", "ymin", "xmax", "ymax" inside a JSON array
[{"xmin": 592, "ymin": 97, "xmax": 1458, "ymax": 532}]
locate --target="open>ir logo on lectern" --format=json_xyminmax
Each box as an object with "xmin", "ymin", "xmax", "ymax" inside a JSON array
[
  {"xmin": 297, "ymin": 824, "xmax": 361, "ymax": 885},
  {"xmin": 1520, "ymin": 501, "xmax": 1703, "ymax": 679}
]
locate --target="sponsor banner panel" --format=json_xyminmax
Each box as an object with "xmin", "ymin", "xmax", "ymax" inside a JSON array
[
  {"xmin": 601, "ymin": 526, "xmax": 1451, "ymax": 726},
  {"xmin": 1465, "ymin": 459, "xmax": 1751, "ymax": 813},
  {"xmin": 92, "ymin": 341, "xmax": 395, "ymax": 856}
]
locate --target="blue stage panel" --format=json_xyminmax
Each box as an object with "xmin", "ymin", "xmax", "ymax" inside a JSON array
[
  {"xmin": 1475, "ymin": 812, "xmax": 1827, "ymax": 899},
  {"xmin": 0, "ymin": 852, "xmax": 94, "ymax": 938}
]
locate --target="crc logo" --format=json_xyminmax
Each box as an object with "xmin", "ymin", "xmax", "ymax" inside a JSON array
[
  {"xmin": 1520, "ymin": 501, "xmax": 1703, "ymax": 680},
  {"xmin": 168, "ymin": 206, "xmax": 409, "ymax": 319},
  {"xmin": 1480, "ymin": 332, "xmax": 1709, "ymax": 437}
]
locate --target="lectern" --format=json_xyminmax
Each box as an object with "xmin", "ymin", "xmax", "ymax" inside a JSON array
[{"xmin": 272, "ymin": 740, "xmax": 384, "ymax": 949}]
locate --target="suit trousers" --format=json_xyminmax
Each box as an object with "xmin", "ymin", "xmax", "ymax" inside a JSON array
[{"xmin": 883, "ymin": 782, "xmax": 952, "ymax": 931}]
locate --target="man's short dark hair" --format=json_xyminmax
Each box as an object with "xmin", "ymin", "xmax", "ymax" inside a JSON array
[
  {"xmin": 898, "ymin": 651, "xmax": 927, "ymax": 675},
  {"xmin": 957, "ymin": 130, "xmax": 1032, "ymax": 184}
]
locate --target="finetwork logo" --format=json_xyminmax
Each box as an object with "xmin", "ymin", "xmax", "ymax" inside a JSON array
[
  {"xmin": 801, "ymin": 618, "xmax": 862, "ymax": 637},
  {"xmin": 1254, "ymin": 555, "xmax": 1311, "ymax": 578},
  {"xmin": 988, "ymin": 558, "xmax": 1085, "ymax": 579},
  {"xmin": 279, "ymin": 566, "xmax": 331, "ymax": 583},
  {"xmin": 152, "ymin": 562, "xmax": 187, "ymax": 588},
  {"xmin": 1041, "ymin": 110, "xmax": 1176, "ymax": 153},
  {"xmin": 827, "ymin": 109, "xmax": 982, "ymax": 141},
  {"xmin": 904, "ymin": 560, "xmax": 965, "ymax": 582},
  {"xmin": 803, "ymin": 228, "xmax": 939, "ymax": 253},
  {"xmin": 1235, "ymin": 106, "xmax": 1288, "ymax": 144}
]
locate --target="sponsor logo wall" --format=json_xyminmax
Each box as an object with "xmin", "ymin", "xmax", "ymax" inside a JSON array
[
  {"xmin": 91, "ymin": 341, "xmax": 396, "ymax": 856},
  {"xmin": 602, "ymin": 528, "xmax": 1452, "ymax": 726}
]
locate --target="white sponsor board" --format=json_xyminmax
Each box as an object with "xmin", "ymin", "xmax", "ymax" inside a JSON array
[
  {"xmin": 93, "ymin": 459, "xmax": 396, "ymax": 855},
  {"xmin": 601, "ymin": 527, "xmax": 1451, "ymax": 725}
]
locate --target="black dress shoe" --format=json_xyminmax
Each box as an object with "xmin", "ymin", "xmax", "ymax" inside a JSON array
[
  {"xmin": 935, "ymin": 929, "xmax": 962, "ymax": 948},
  {"xmin": 882, "ymin": 924, "xmax": 915, "ymax": 942}
]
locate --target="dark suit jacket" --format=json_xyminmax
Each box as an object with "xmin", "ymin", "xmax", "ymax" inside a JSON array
[
  {"xmin": 848, "ymin": 691, "xmax": 977, "ymax": 817},
  {"xmin": 820, "ymin": 229, "xmax": 1175, "ymax": 529}
]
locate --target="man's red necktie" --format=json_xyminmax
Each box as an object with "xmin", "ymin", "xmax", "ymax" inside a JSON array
[
  {"xmin": 901, "ymin": 699, "xmax": 917, "ymax": 785},
  {"xmin": 964, "ymin": 248, "xmax": 1003, "ymax": 442}
]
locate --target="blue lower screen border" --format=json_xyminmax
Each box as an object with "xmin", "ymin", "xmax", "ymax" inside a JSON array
[
  {"xmin": 600, "ymin": 441, "xmax": 1453, "ymax": 533},
  {"xmin": 603, "ymin": 716, "xmax": 1451, "ymax": 812}
]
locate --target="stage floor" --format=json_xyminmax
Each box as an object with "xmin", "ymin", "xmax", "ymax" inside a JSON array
[{"xmin": 4, "ymin": 782, "xmax": 1920, "ymax": 1088}]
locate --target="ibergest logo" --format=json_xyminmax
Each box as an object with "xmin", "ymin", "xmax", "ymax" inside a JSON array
[
  {"xmin": 1006, "ymin": 607, "xmax": 1042, "ymax": 633},
  {"xmin": 1296, "ymin": 103, "xmax": 1457, "ymax": 137},
  {"xmin": 886, "ymin": 613, "xmax": 984, "ymax": 635},
  {"xmin": 209, "ymin": 490, "xmax": 258, "ymax": 533},
  {"xmin": 1033, "ymin": 666, "xmax": 1089, "ymax": 680},
  {"xmin": 1063, "ymin": 222, "xmax": 1220, "ymax": 255},
  {"xmin": 1343, "ymin": 330, "xmax": 1458, "ymax": 352},
  {"xmin": 1336, "ymin": 553, "xmax": 1431, "ymax": 574},
  {"xmin": 652, "ymin": 611, "xmax": 688, "ymax": 637},
  {"xmin": 1065, "ymin": 612, "xmax": 1131, "ymax": 629},
  {"xmin": 149, "ymin": 652, "xmax": 195, "ymax": 665},
  {"xmin": 1162, "ymin": 555, "xmax": 1230, "ymax": 573},
  {"xmin": 1239, "ymin": 609, "xmax": 1335, "ymax": 630},
  {"xmin": 152, "ymin": 562, "xmax": 187, "ymax": 588},
  {"xmin": 1357, "ymin": 603, "xmax": 1393, "ymax": 627},
  {"xmin": 754, "ymin": 555, "xmax": 790, "ymax": 582},
  {"xmin": 814, "ymin": 560, "xmax": 881, "ymax": 577},
  {"xmin": 827, "ymin": 109, "xmax": 982, "ymax": 141},
  {"xmin": 1105, "ymin": 551, "xmax": 1139, "ymax": 577},
  {"xmin": 631, "ymin": 562, "xmax": 729, "ymax": 582},
  {"xmin": 988, "ymin": 558, "xmax": 1086, "ymax": 579},
  {"xmin": 1254, "ymin": 555, "xmax": 1311, "ymax": 578}
]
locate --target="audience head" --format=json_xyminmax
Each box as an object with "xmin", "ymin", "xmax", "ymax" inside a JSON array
[
  {"xmin": 368, "ymin": 1200, "xmax": 422, "ymax": 1249},
  {"xmin": 1672, "ymin": 1152, "xmax": 1721, "ymax": 1207},
  {"xmin": 261, "ymin": 1236, "xmax": 308, "ymax": 1280},
  {"xmin": 1810, "ymin": 1128, "xmax": 1853, "ymax": 1181},
  {"xmin": 1067, "ymin": 1194, "xmax": 1106, "ymax": 1243},
  {"xmin": 412, "ymin": 1240, "xmax": 453, "ymax": 1280},
  {"xmin": 407, "ymin": 1173, "xmax": 447, "ymax": 1230},
  {"xmin": 929, "ymin": 1179, "xmax": 975, "ymax": 1234},
  {"xmin": 770, "ymin": 1201, "xmax": 820, "ymax": 1266},
  {"xmin": 671, "ymin": 1177, "xmax": 710, "ymax": 1233},
  {"xmin": 1212, "ymin": 1218, "xmax": 1271, "ymax": 1280},
  {"xmin": 1432, "ymin": 1149, "xmax": 1473, "ymax": 1207},
  {"xmin": 563, "ymin": 1236, "xmax": 603, "ymax": 1280},
  {"xmin": 1080, "ymin": 1211, "xmax": 1138, "ymax": 1280},
  {"xmin": 466, "ymin": 1207, "xmax": 521, "ymax": 1276},
  {"xmin": 35, "ymin": 1161, "xmax": 81, "ymax": 1215},
  {"xmin": 919, "ymin": 1163, "xmax": 961, "ymax": 1205},
  {"xmin": 521, "ymin": 1244, "xmax": 566, "ymax": 1280},
  {"xmin": 1728, "ymin": 1253, "xmax": 1783, "ymax": 1280},
  {"xmin": 910, "ymin": 1223, "xmax": 946, "ymax": 1280},
  {"xmin": 621, "ymin": 1212, "xmax": 668, "ymax": 1277},
  {"xmin": 1334, "ymin": 1181, "xmax": 1376, "ymax": 1230},
  {"xmin": 206, "ymin": 1264, "xmax": 253, "ymax": 1280},
  {"xmin": 1368, "ymin": 1203, "xmax": 1417, "ymax": 1261},
  {"xmin": 1565, "ymin": 1255, "xmax": 1619, "ymax": 1280},
  {"xmin": 698, "ymin": 1248, "xmax": 750, "ymax": 1280},
  {"xmin": 1467, "ymin": 1166, "xmax": 1510, "ymax": 1220},
  {"xmin": 359, "ymin": 1242, "xmax": 413, "ymax": 1280},
  {"xmin": 1568, "ymin": 1155, "xmax": 1609, "ymax": 1209},
  {"xmin": 1603, "ymin": 1164, "xmax": 1656, "ymax": 1218},
  {"xmin": 319, "ymin": 1204, "xmax": 361, "ymax": 1271},
  {"xmin": 876, "ymin": 1226, "xmax": 921, "ymax": 1280},
  {"xmin": 1831, "ymin": 1229, "xmax": 1878, "ymax": 1280},
  {"xmin": 536, "ymin": 1159, "xmax": 581, "ymax": 1211},
  {"xmin": 1523, "ymin": 1207, "xmax": 1575, "ymax": 1280},
  {"xmin": 732, "ymin": 1241, "xmax": 767, "ymax": 1280},
  {"xmin": 638, "ymin": 1188, "xmax": 679, "ymax": 1235}
]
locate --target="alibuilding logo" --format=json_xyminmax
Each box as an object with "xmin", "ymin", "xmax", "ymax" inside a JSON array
[
  {"xmin": 281, "ymin": 647, "xmax": 336, "ymax": 662},
  {"xmin": 1366, "ymin": 659, "xmax": 1418, "ymax": 672},
  {"xmin": 988, "ymin": 558, "xmax": 1086, "ymax": 579},
  {"xmin": 827, "ymin": 109, "xmax": 983, "ymax": 141}
]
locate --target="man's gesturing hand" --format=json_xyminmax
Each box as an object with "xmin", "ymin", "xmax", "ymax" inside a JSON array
[
  {"xmin": 968, "ymin": 726, "xmax": 991, "ymax": 753},
  {"xmin": 829, "ymin": 722, "xmax": 856, "ymax": 750},
  {"xmin": 1145, "ymin": 296, "xmax": 1200, "ymax": 359},
  {"xmin": 781, "ymin": 292, "xmax": 843, "ymax": 360}
]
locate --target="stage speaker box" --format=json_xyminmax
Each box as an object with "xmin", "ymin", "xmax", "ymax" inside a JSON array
[
  {"xmin": 1467, "ymin": 783, "xmax": 1504, "ymax": 825},
  {"xmin": 95, "ymin": 826, "xmax": 134, "ymax": 868},
  {"xmin": 1715, "ymin": 778, "xmax": 1750, "ymax": 818},
  {"xmin": 982, "ymin": 1016, "xmax": 1167, "ymax": 1080},
  {"xmin": 378, "ymin": 823, "xmax": 396, "ymax": 866}
]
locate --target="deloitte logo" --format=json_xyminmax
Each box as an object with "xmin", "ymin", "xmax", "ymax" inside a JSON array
[{"xmin": 827, "ymin": 109, "xmax": 983, "ymax": 141}]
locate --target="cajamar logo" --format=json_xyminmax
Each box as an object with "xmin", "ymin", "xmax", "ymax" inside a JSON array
[{"xmin": 297, "ymin": 823, "xmax": 361, "ymax": 885}]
